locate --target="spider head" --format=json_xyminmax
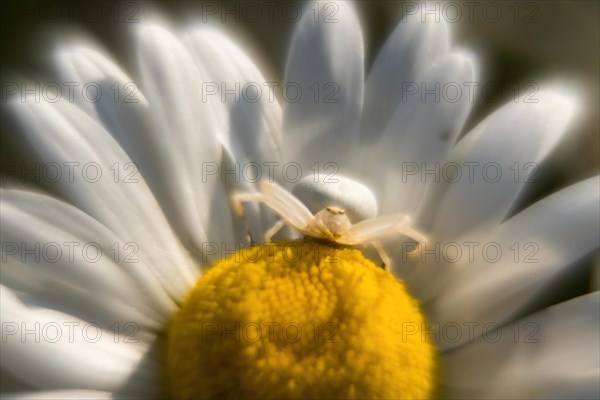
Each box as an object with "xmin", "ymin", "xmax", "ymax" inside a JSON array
[
  {"xmin": 325, "ymin": 206, "xmax": 345, "ymax": 215},
  {"xmin": 314, "ymin": 207, "xmax": 352, "ymax": 239}
]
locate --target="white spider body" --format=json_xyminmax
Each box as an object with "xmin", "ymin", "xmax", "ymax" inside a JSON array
[
  {"xmin": 308, "ymin": 207, "xmax": 352, "ymax": 241},
  {"xmin": 232, "ymin": 176, "xmax": 427, "ymax": 271}
]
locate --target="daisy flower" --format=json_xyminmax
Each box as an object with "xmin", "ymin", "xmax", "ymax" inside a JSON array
[{"xmin": 1, "ymin": 1, "xmax": 599, "ymax": 399}]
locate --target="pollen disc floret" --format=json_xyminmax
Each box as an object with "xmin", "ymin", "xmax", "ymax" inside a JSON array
[{"xmin": 166, "ymin": 240, "xmax": 438, "ymax": 399}]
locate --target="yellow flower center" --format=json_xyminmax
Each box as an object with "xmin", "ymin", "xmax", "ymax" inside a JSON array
[{"xmin": 166, "ymin": 239, "xmax": 438, "ymax": 399}]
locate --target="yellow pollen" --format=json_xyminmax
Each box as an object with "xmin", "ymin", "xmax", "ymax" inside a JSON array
[{"xmin": 166, "ymin": 239, "xmax": 438, "ymax": 399}]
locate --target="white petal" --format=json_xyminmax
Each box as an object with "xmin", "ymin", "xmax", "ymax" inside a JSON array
[
  {"xmin": 9, "ymin": 98, "xmax": 197, "ymax": 302},
  {"xmin": 359, "ymin": 52, "xmax": 476, "ymax": 214},
  {"xmin": 361, "ymin": 8, "xmax": 450, "ymax": 139},
  {"xmin": 1, "ymin": 256, "xmax": 160, "ymax": 339},
  {"xmin": 136, "ymin": 23, "xmax": 234, "ymax": 260},
  {"xmin": 184, "ymin": 28, "xmax": 284, "ymax": 242},
  {"xmin": 443, "ymin": 292, "xmax": 600, "ymax": 399},
  {"xmin": 55, "ymin": 39, "xmax": 231, "ymax": 267},
  {"xmin": 54, "ymin": 45, "xmax": 149, "ymax": 119},
  {"xmin": 413, "ymin": 177, "xmax": 600, "ymax": 349},
  {"xmin": 52, "ymin": 46, "xmax": 164, "ymax": 213},
  {"xmin": 183, "ymin": 28, "xmax": 283, "ymax": 164},
  {"xmin": 0, "ymin": 189, "xmax": 168, "ymax": 327},
  {"xmin": 417, "ymin": 89, "xmax": 579, "ymax": 240},
  {"xmin": 283, "ymin": 0, "xmax": 364, "ymax": 170},
  {"xmin": 0, "ymin": 286, "xmax": 160, "ymax": 396}
]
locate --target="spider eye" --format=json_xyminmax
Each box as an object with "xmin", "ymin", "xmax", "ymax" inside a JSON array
[{"xmin": 292, "ymin": 174, "xmax": 377, "ymax": 223}]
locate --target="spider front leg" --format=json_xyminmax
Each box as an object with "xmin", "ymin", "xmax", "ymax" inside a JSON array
[{"xmin": 231, "ymin": 180, "xmax": 316, "ymax": 242}]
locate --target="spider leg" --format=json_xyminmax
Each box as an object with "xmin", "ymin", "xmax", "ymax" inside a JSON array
[
  {"xmin": 264, "ymin": 219, "xmax": 287, "ymax": 242},
  {"xmin": 370, "ymin": 240, "xmax": 392, "ymax": 271},
  {"xmin": 258, "ymin": 180, "xmax": 314, "ymax": 223},
  {"xmin": 231, "ymin": 181, "xmax": 315, "ymax": 236}
]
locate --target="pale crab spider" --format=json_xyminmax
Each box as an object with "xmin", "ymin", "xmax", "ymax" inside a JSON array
[{"xmin": 232, "ymin": 175, "xmax": 427, "ymax": 271}]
